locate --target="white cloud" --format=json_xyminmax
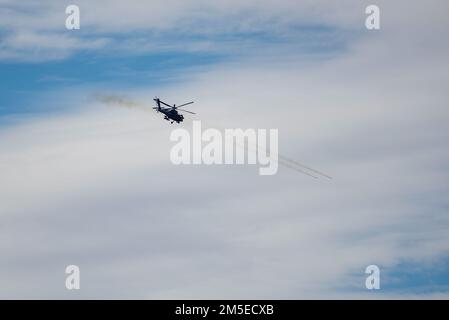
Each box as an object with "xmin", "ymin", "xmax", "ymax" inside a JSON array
[
  {"xmin": 0, "ymin": 0, "xmax": 367, "ymax": 61},
  {"xmin": 0, "ymin": 31, "xmax": 110, "ymax": 61},
  {"xmin": 0, "ymin": 0, "xmax": 449, "ymax": 298}
]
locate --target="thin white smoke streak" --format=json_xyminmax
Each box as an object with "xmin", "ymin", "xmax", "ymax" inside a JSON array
[
  {"xmin": 96, "ymin": 96, "xmax": 329, "ymax": 178},
  {"xmin": 276, "ymin": 158, "xmax": 319, "ymax": 178},
  {"xmin": 277, "ymin": 154, "xmax": 332, "ymax": 179},
  {"xmin": 201, "ymin": 120, "xmax": 330, "ymax": 179},
  {"xmin": 242, "ymin": 137, "xmax": 319, "ymax": 178}
]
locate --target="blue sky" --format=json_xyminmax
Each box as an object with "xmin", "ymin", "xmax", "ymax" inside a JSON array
[
  {"xmin": 0, "ymin": 51, "xmax": 224, "ymax": 117},
  {"xmin": 1, "ymin": 0, "xmax": 449, "ymax": 299},
  {"xmin": 383, "ymin": 258, "xmax": 449, "ymax": 294},
  {"xmin": 0, "ymin": 23, "xmax": 348, "ymax": 118}
]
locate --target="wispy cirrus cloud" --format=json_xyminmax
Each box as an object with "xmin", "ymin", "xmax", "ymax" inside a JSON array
[
  {"xmin": 0, "ymin": 0, "xmax": 362, "ymax": 62},
  {"xmin": 0, "ymin": 0, "xmax": 449, "ymax": 299},
  {"xmin": 0, "ymin": 31, "xmax": 110, "ymax": 61}
]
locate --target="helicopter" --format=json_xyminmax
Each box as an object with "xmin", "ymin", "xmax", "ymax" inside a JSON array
[{"xmin": 153, "ymin": 97, "xmax": 195, "ymax": 123}]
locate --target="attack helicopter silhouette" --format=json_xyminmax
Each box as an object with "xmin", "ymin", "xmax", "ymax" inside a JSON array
[{"xmin": 153, "ymin": 97, "xmax": 195, "ymax": 123}]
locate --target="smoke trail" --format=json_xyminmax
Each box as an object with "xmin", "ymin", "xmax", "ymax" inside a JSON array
[
  {"xmin": 277, "ymin": 154, "xmax": 332, "ymax": 179},
  {"xmin": 198, "ymin": 119, "xmax": 330, "ymax": 179},
  {"xmin": 229, "ymin": 133, "xmax": 319, "ymax": 178},
  {"xmin": 95, "ymin": 94, "xmax": 150, "ymax": 112},
  {"xmin": 95, "ymin": 96, "xmax": 331, "ymax": 179}
]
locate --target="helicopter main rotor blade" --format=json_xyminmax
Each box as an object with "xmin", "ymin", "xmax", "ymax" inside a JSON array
[
  {"xmin": 175, "ymin": 101, "xmax": 194, "ymax": 108},
  {"xmin": 177, "ymin": 109, "xmax": 196, "ymax": 114},
  {"xmin": 158, "ymin": 100, "xmax": 173, "ymax": 108}
]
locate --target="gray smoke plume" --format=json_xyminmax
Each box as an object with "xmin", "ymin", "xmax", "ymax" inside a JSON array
[{"xmin": 95, "ymin": 94, "xmax": 150, "ymax": 112}]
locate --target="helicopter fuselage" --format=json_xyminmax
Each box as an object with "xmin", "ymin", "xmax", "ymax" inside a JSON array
[
  {"xmin": 154, "ymin": 97, "xmax": 193, "ymax": 123},
  {"xmin": 160, "ymin": 108, "xmax": 184, "ymax": 123}
]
